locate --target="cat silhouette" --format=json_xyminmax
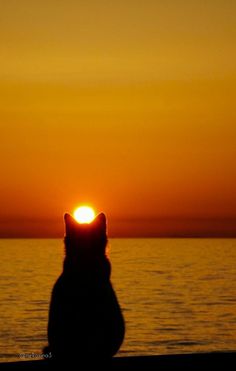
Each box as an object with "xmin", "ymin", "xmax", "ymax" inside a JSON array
[{"xmin": 45, "ymin": 212, "xmax": 125, "ymax": 362}]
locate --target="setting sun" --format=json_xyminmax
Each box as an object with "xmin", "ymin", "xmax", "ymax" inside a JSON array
[{"xmin": 73, "ymin": 206, "xmax": 95, "ymax": 224}]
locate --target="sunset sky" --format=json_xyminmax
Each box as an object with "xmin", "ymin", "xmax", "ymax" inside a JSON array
[{"xmin": 0, "ymin": 0, "xmax": 236, "ymax": 237}]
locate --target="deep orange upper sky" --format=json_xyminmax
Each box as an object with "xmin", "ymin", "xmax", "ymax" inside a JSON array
[{"xmin": 0, "ymin": 0, "xmax": 236, "ymax": 237}]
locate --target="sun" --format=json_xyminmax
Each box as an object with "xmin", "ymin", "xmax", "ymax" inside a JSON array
[{"xmin": 73, "ymin": 206, "xmax": 95, "ymax": 224}]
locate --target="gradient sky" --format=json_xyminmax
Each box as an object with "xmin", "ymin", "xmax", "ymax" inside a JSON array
[{"xmin": 0, "ymin": 0, "xmax": 236, "ymax": 237}]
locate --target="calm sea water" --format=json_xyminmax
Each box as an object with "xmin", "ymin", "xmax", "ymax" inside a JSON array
[{"xmin": 0, "ymin": 238, "xmax": 236, "ymax": 362}]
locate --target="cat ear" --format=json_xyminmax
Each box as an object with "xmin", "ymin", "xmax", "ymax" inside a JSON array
[
  {"xmin": 92, "ymin": 213, "xmax": 107, "ymax": 253},
  {"xmin": 93, "ymin": 212, "xmax": 107, "ymax": 233},
  {"xmin": 64, "ymin": 213, "xmax": 77, "ymax": 236}
]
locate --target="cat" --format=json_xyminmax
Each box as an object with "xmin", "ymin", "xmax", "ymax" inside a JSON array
[{"xmin": 45, "ymin": 212, "xmax": 125, "ymax": 363}]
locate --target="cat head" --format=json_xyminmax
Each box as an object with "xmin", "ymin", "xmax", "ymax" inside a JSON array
[{"xmin": 64, "ymin": 212, "xmax": 108, "ymax": 259}]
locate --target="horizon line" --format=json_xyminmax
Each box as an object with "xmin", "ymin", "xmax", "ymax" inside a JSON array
[
  {"xmin": 0, "ymin": 216, "xmax": 235, "ymax": 239},
  {"xmin": 0, "ymin": 233, "xmax": 236, "ymax": 239}
]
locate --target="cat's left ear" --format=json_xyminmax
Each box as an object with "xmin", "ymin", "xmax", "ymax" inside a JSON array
[{"xmin": 64, "ymin": 213, "xmax": 78, "ymax": 236}]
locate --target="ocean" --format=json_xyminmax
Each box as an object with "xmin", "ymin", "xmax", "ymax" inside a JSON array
[{"xmin": 0, "ymin": 238, "xmax": 236, "ymax": 362}]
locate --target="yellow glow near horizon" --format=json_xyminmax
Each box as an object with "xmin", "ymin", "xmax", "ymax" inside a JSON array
[{"xmin": 73, "ymin": 206, "xmax": 95, "ymax": 224}]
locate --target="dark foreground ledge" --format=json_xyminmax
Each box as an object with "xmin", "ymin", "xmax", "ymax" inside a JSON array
[{"xmin": 1, "ymin": 352, "xmax": 235, "ymax": 370}]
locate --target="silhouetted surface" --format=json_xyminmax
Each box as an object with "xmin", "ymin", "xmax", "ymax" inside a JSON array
[
  {"xmin": 45, "ymin": 213, "xmax": 125, "ymax": 361},
  {"xmin": 1, "ymin": 353, "xmax": 235, "ymax": 370}
]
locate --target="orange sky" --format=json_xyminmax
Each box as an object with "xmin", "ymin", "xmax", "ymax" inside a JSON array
[{"xmin": 0, "ymin": 0, "xmax": 236, "ymax": 237}]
